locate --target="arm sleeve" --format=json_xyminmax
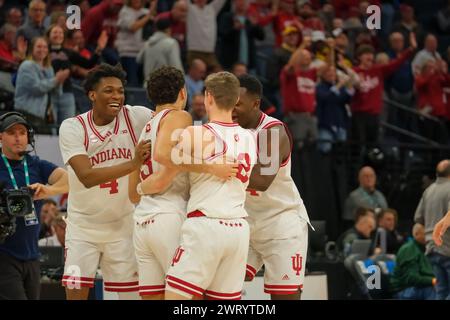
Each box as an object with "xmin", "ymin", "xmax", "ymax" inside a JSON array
[
  {"xmin": 117, "ymin": 8, "xmax": 135, "ymax": 30},
  {"xmin": 128, "ymin": 105, "xmax": 155, "ymax": 138},
  {"xmin": 397, "ymin": 250, "xmax": 434, "ymax": 287},
  {"xmin": 37, "ymin": 157, "xmax": 59, "ymax": 183},
  {"xmin": 414, "ymin": 197, "xmax": 425, "ymax": 225},
  {"xmin": 16, "ymin": 62, "xmax": 58, "ymax": 95},
  {"xmin": 211, "ymin": 0, "xmax": 227, "ymax": 14},
  {"xmin": 59, "ymin": 118, "xmax": 89, "ymax": 165},
  {"xmin": 380, "ymin": 48, "xmax": 414, "ymax": 78}
]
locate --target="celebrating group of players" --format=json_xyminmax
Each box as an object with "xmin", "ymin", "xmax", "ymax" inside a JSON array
[{"xmin": 59, "ymin": 63, "xmax": 310, "ymax": 300}]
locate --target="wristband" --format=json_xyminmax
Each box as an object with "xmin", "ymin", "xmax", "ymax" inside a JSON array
[{"xmin": 136, "ymin": 182, "xmax": 144, "ymax": 196}]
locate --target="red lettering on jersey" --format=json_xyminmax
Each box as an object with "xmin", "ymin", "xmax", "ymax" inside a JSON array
[
  {"xmin": 291, "ymin": 253, "xmax": 302, "ymax": 276},
  {"xmin": 100, "ymin": 179, "xmax": 119, "ymax": 194},
  {"xmin": 171, "ymin": 247, "xmax": 185, "ymax": 266},
  {"xmin": 140, "ymin": 158, "xmax": 153, "ymax": 180},
  {"xmin": 89, "ymin": 148, "xmax": 133, "ymax": 166},
  {"xmin": 110, "ymin": 148, "xmax": 118, "ymax": 160},
  {"xmin": 145, "ymin": 123, "xmax": 151, "ymax": 133},
  {"xmin": 119, "ymin": 148, "xmax": 127, "ymax": 159},
  {"xmin": 126, "ymin": 149, "xmax": 132, "ymax": 159},
  {"xmin": 236, "ymin": 153, "xmax": 251, "ymax": 183}
]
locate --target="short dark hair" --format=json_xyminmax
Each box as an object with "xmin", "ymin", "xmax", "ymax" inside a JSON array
[
  {"xmin": 356, "ymin": 44, "xmax": 375, "ymax": 57},
  {"xmin": 378, "ymin": 208, "xmax": 398, "ymax": 224},
  {"xmin": 83, "ymin": 63, "xmax": 127, "ymax": 94},
  {"xmin": 355, "ymin": 207, "xmax": 375, "ymax": 223},
  {"xmin": 146, "ymin": 66, "xmax": 185, "ymax": 105},
  {"xmin": 42, "ymin": 198, "xmax": 57, "ymax": 207},
  {"xmin": 238, "ymin": 74, "xmax": 262, "ymax": 99}
]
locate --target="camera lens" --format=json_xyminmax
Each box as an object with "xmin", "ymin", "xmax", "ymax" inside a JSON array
[{"xmin": 8, "ymin": 197, "xmax": 28, "ymax": 216}]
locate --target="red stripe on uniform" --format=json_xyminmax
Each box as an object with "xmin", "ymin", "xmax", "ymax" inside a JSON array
[
  {"xmin": 166, "ymin": 280, "xmax": 203, "ymax": 298},
  {"xmin": 166, "ymin": 275, "xmax": 204, "ymax": 297},
  {"xmin": 206, "ymin": 296, "xmax": 241, "ymax": 300},
  {"xmin": 139, "ymin": 290, "xmax": 165, "ymax": 296},
  {"xmin": 264, "ymin": 289, "xmax": 298, "ymax": 295},
  {"xmin": 139, "ymin": 285, "xmax": 165, "ymax": 290},
  {"xmin": 104, "ymin": 281, "xmax": 139, "ymax": 287},
  {"xmin": 210, "ymin": 120, "xmax": 239, "ymax": 127},
  {"xmin": 76, "ymin": 116, "xmax": 89, "ymax": 150},
  {"xmin": 246, "ymin": 264, "xmax": 257, "ymax": 276},
  {"xmin": 62, "ymin": 275, "xmax": 95, "ymax": 281},
  {"xmin": 123, "ymin": 107, "xmax": 137, "ymax": 146},
  {"xmin": 205, "ymin": 290, "xmax": 242, "ymax": 298},
  {"xmin": 264, "ymin": 284, "xmax": 301, "ymax": 289},
  {"xmin": 87, "ymin": 111, "xmax": 105, "ymax": 142},
  {"xmin": 203, "ymin": 124, "xmax": 227, "ymax": 161},
  {"xmin": 104, "ymin": 287, "xmax": 139, "ymax": 292}
]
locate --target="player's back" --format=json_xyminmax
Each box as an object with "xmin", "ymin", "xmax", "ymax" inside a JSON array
[
  {"xmin": 187, "ymin": 121, "xmax": 257, "ymax": 219},
  {"xmin": 60, "ymin": 105, "xmax": 153, "ymax": 241},
  {"xmin": 134, "ymin": 109, "xmax": 189, "ymax": 222},
  {"xmin": 245, "ymin": 113, "xmax": 310, "ymax": 239}
]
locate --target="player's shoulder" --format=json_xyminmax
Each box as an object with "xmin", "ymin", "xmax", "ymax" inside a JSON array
[
  {"xmin": 60, "ymin": 114, "xmax": 86, "ymax": 134},
  {"xmin": 124, "ymin": 104, "xmax": 154, "ymax": 119}
]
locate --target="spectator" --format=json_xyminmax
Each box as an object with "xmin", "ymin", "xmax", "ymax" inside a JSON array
[
  {"xmin": 415, "ymin": 59, "xmax": 450, "ymax": 143},
  {"xmin": 231, "ymin": 62, "xmax": 247, "ymax": 77},
  {"xmin": 414, "ymin": 159, "xmax": 450, "ymax": 300},
  {"xmin": 0, "ymin": 23, "xmax": 27, "ymax": 71},
  {"xmin": 81, "ymin": 0, "xmax": 124, "ymax": 65},
  {"xmin": 5, "ymin": 7, "xmax": 23, "ymax": 28},
  {"xmin": 350, "ymin": 33, "xmax": 416, "ymax": 145},
  {"xmin": 375, "ymin": 52, "xmax": 390, "ymax": 65},
  {"xmin": 115, "ymin": 0, "xmax": 157, "ymax": 87},
  {"xmin": 437, "ymin": 0, "xmax": 450, "ymax": 34},
  {"xmin": 190, "ymin": 93, "xmax": 207, "ymax": 124},
  {"xmin": 332, "ymin": 28, "xmax": 352, "ymax": 67},
  {"xmin": 218, "ymin": 0, "xmax": 265, "ymax": 71},
  {"xmin": 337, "ymin": 207, "xmax": 376, "ymax": 257},
  {"xmin": 272, "ymin": 0, "xmax": 302, "ymax": 47},
  {"xmin": 390, "ymin": 223, "xmax": 436, "ymax": 300},
  {"xmin": 137, "ymin": 18, "xmax": 184, "ymax": 86},
  {"xmin": 185, "ymin": 58, "xmax": 206, "ymax": 106},
  {"xmin": 48, "ymin": 11, "xmax": 67, "ymax": 29},
  {"xmin": 412, "ymin": 34, "xmax": 442, "ymax": 73},
  {"xmin": 156, "ymin": 0, "xmax": 188, "ymax": 64},
  {"xmin": 280, "ymin": 45, "xmax": 319, "ymax": 147},
  {"xmin": 14, "ymin": 37, "xmax": 70, "ymax": 132},
  {"xmin": 71, "ymin": 0, "xmax": 91, "ymax": 20},
  {"xmin": 266, "ymin": 25, "xmax": 299, "ymax": 112},
  {"xmin": 343, "ymin": 166, "xmax": 388, "ymax": 225},
  {"xmin": 316, "ymin": 64, "xmax": 354, "ymax": 153},
  {"xmin": 186, "ymin": 0, "xmax": 227, "ymax": 72},
  {"xmin": 297, "ymin": 0, "xmax": 324, "ymax": 34},
  {"xmin": 39, "ymin": 198, "xmax": 58, "ymax": 240},
  {"xmin": 63, "ymin": 29, "xmax": 107, "ymax": 80},
  {"xmin": 17, "ymin": 0, "xmax": 47, "ymax": 43},
  {"xmin": 385, "ymin": 32, "xmax": 415, "ymax": 133},
  {"xmin": 392, "ymin": 4, "xmax": 425, "ymax": 48},
  {"xmin": 38, "ymin": 213, "xmax": 66, "ymax": 247},
  {"xmin": 47, "ymin": 24, "xmax": 77, "ymax": 125},
  {"xmin": 375, "ymin": 208, "xmax": 405, "ymax": 254}
]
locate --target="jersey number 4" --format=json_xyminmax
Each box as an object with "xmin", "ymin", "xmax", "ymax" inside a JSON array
[
  {"xmin": 236, "ymin": 153, "xmax": 251, "ymax": 183},
  {"xmin": 100, "ymin": 179, "xmax": 119, "ymax": 194}
]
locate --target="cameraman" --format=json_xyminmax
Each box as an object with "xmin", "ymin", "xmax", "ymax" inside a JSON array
[{"xmin": 0, "ymin": 112, "xmax": 68, "ymax": 300}]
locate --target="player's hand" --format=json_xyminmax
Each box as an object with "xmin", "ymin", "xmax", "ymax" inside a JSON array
[
  {"xmin": 433, "ymin": 212, "xmax": 450, "ymax": 246},
  {"xmin": 29, "ymin": 183, "xmax": 52, "ymax": 200},
  {"xmin": 133, "ymin": 140, "xmax": 151, "ymax": 167},
  {"xmin": 208, "ymin": 162, "xmax": 239, "ymax": 181}
]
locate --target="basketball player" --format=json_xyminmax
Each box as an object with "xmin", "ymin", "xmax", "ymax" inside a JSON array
[
  {"xmin": 233, "ymin": 74, "xmax": 310, "ymax": 300},
  {"xmin": 129, "ymin": 67, "xmax": 239, "ymax": 300},
  {"xmin": 59, "ymin": 64, "xmax": 153, "ymax": 300},
  {"xmin": 164, "ymin": 71, "xmax": 257, "ymax": 300}
]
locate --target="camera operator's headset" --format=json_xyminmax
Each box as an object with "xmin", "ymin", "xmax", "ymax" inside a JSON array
[{"xmin": 0, "ymin": 112, "xmax": 36, "ymax": 153}]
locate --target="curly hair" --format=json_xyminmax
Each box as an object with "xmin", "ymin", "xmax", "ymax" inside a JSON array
[
  {"xmin": 83, "ymin": 63, "xmax": 127, "ymax": 94},
  {"xmin": 146, "ymin": 66, "xmax": 185, "ymax": 105}
]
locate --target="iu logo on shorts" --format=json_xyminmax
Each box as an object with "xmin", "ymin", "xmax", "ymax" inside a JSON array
[
  {"xmin": 291, "ymin": 253, "xmax": 302, "ymax": 276},
  {"xmin": 171, "ymin": 247, "xmax": 185, "ymax": 266}
]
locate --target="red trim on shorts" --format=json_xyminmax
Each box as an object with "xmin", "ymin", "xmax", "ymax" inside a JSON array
[
  {"xmin": 187, "ymin": 210, "xmax": 206, "ymax": 218},
  {"xmin": 76, "ymin": 115, "xmax": 89, "ymax": 150},
  {"xmin": 139, "ymin": 285, "xmax": 165, "ymax": 296},
  {"xmin": 105, "ymin": 287, "xmax": 139, "ymax": 292},
  {"xmin": 123, "ymin": 107, "xmax": 137, "ymax": 146},
  {"xmin": 104, "ymin": 281, "xmax": 139, "ymax": 287},
  {"xmin": 166, "ymin": 275, "xmax": 204, "ymax": 297},
  {"xmin": 205, "ymin": 290, "xmax": 242, "ymax": 300},
  {"xmin": 246, "ymin": 264, "xmax": 257, "ymax": 280},
  {"xmin": 264, "ymin": 284, "xmax": 303, "ymax": 295},
  {"xmin": 62, "ymin": 276, "xmax": 95, "ymax": 288}
]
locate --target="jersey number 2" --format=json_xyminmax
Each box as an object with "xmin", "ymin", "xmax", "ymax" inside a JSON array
[
  {"xmin": 100, "ymin": 179, "xmax": 119, "ymax": 194},
  {"xmin": 236, "ymin": 153, "xmax": 251, "ymax": 183}
]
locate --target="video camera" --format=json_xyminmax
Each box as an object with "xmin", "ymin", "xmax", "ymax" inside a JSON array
[{"xmin": 0, "ymin": 185, "xmax": 35, "ymax": 243}]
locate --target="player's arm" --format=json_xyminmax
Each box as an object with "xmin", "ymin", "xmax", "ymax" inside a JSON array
[
  {"xmin": 128, "ymin": 169, "xmax": 141, "ymax": 204},
  {"xmin": 247, "ymin": 125, "xmax": 291, "ymax": 191},
  {"xmin": 68, "ymin": 140, "xmax": 150, "ymax": 189},
  {"xmin": 29, "ymin": 167, "xmax": 69, "ymax": 200},
  {"xmin": 156, "ymin": 123, "xmax": 238, "ymax": 180},
  {"xmin": 140, "ymin": 165, "xmax": 181, "ymax": 195},
  {"xmin": 433, "ymin": 211, "xmax": 450, "ymax": 246}
]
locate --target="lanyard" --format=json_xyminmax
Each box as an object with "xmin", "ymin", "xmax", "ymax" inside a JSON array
[{"xmin": 1, "ymin": 154, "xmax": 30, "ymax": 189}]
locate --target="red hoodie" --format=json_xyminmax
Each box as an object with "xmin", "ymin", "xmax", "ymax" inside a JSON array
[
  {"xmin": 280, "ymin": 66, "xmax": 317, "ymax": 114},
  {"xmin": 415, "ymin": 72, "xmax": 450, "ymax": 117},
  {"xmin": 351, "ymin": 48, "xmax": 414, "ymax": 115}
]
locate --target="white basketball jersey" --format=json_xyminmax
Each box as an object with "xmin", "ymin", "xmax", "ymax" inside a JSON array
[
  {"xmin": 245, "ymin": 113, "xmax": 310, "ymax": 240},
  {"xmin": 187, "ymin": 121, "xmax": 258, "ymax": 219},
  {"xmin": 59, "ymin": 105, "xmax": 153, "ymax": 242},
  {"xmin": 134, "ymin": 109, "xmax": 189, "ymax": 222}
]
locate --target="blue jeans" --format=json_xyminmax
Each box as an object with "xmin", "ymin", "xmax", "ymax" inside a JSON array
[
  {"xmin": 317, "ymin": 127, "xmax": 347, "ymax": 153},
  {"xmin": 120, "ymin": 57, "xmax": 140, "ymax": 88},
  {"xmin": 53, "ymin": 91, "xmax": 76, "ymax": 126},
  {"xmin": 394, "ymin": 286, "xmax": 436, "ymax": 300},
  {"xmin": 428, "ymin": 252, "xmax": 450, "ymax": 300}
]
